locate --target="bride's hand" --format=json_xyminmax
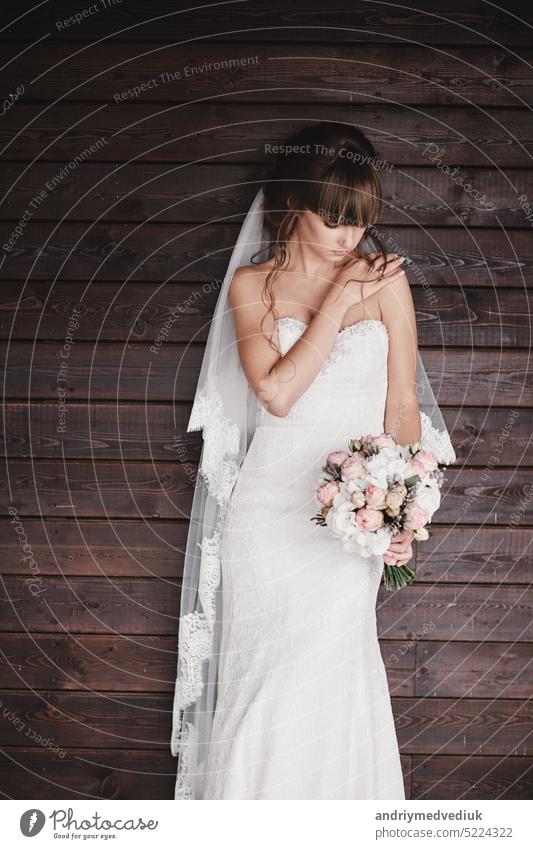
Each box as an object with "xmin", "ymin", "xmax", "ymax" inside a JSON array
[
  {"xmin": 385, "ymin": 528, "xmax": 414, "ymax": 566},
  {"xmin": 328, "ymin": 252, "xmax": 407, "ymax": 311}
]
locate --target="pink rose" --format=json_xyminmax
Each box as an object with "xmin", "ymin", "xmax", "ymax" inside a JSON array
[
  {"xmin": 365, "ymin": 483, "xmax": 388, "ymax": 509},
  {"xmin": 327, "ymin": 450, "xmax": 349, "ymax": 467},
  {"xmin": 413, "ymin": 448, "xmax": 439, "ymax": 472},
  {"xmin": 355, "ymin": 507, "xmax": 384, "ymax": 532},
  {"xmin": 374, "ymin": 433, "xmax": 396, "ymax": 449},
  {"xmin": 340, "ymin": 454, "xmax": 366, "ymax": 481},
  {"xmin": 317, "ymin": 480, "xmax": 340, "ymax": 507},
  {"xmin": 408, "ymin": 459, "xmax": 426, "ymax": 477},
  {"xmin": 404, "ymin": 503, "xmax": 429, "ymax": 530}
]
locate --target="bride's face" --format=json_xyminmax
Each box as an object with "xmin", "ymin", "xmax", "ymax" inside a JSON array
[{"xmin": 294, "ymin": 208, "xmax": 368, "ymax": 261}]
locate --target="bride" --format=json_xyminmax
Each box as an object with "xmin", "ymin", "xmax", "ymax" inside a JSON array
[{"xmin": 170, "ymin": 122, "xmax": 456, "ymax": 800}]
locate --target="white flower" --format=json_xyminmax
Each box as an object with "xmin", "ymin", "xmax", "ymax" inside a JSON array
[
  {"xmin": 365, "ymin": 448, "xmax": 411, "ymax": 489},
  {"xmin": 326, "ymin": 501, "xmax": 356, "ymax": 537},
  {"xmin": 413, "ymin": 478, "xmax": 441, "ymax": 517}
]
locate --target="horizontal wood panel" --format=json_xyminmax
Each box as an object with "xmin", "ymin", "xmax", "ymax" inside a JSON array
[
  {"xmin": 411, "ymin": 755, "xmax": 533, "ymax": 799},
  {"xmin": 1, "ymin": 577, "xmax": 531, "ymax": 640},
  {"xmin": 0, "ymin": 634, "xmax": 178, "ymax": 692},
  {"xmin": 394, "ymin": 697, "xmax": 533, "ymax": 755},
  {"xmin": 2, "ymin": 223, "xmax": 532, "ymax": 288},
  {"xmin": 2, "ymin": 104, "xmax": 532, "ymax": 167},
  {"xmin": 0, "ymin": 576, "xmax": 181, "ymax": 634},
  {"xmin": 3, "ymin": 44, "xmax": 532, "ymax": 106},
  {"xmin": 3, "ymin": 1, "xmax": 531, "ymax": 45},
  {"xmin": 0, "ymin": 634, "xmax": 411, "ymax": 696},
  {"xmin": 416, "ymin": 641, "xmax": 533, "ymax": 699},
  {"xmin": 15, "ymin": 633, "xmax": 514, "ymax": 701},
  {"xmin": 0, "ymin": 746, "xmax": 178, "ymax": 799},
  {"xmin": 1, "ymin": 404, "xmax": 531, "ymax": 465},
  {"xmin": 376, "ymin": 583, "xmax": 533, "ymax": 643},
  {"xmin": 1, "ymin": 462, "xmax": 532, "ymax": 523},
  {"xmin": 1, "ymin": 163, "xmax": 529, "ymax": 228},
  {"xmin": 0, "ymin": 518, "xmax": 186, "ymax": 578},
  {"xmin": 0, "ymin": 690, "xmax": 172, "ymax": 749},
  {"xmin": 5, "ymin": 746, "xmax": 531, "ymax": 800},
  {"xmin": 2, "ymin": 283, "xmax": 532, "ymax": 349},
  {"xmin": 1, "ymin": 522, "xmax": 530, "ymax": 583},
  {"xmin": 0, "ymin": 689, "xmax": 530, "ymax": 755},
  {"xmin": 0, "ymin": 746, "xmax": 412, "ymax": 799},
  {"xmin": 415, "ymin": 527, "xmax": 533, "ymax": 585},
  {"xmin": 2, "ymin": 343, "xmax": 531, "ymax": 405}
]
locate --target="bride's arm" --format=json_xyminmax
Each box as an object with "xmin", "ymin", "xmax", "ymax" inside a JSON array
[
  {"xmin": 228, "ymin": 265, "xmax": 347, "ymax": 417},
  {"xmin": 381, "ymin": 270, "xmax": 422, "ymax": 445},
  {"xmin": 229, "ymin": 254, "xmax": 405, "ymax": 417}
]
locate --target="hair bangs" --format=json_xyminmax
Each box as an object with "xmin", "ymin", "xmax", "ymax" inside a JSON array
[{"xmin": 311, "ymin": 158, "xmax": 383, "ymax": 227}]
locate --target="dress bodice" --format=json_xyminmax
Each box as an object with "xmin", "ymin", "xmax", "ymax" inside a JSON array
[{"xmin": 255, "ymin": 316, "xmax": 389, "ymax": 444}]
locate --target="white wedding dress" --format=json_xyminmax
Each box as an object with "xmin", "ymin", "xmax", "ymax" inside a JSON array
[{"xmin": 200, "ymin": 315, "xmax": 406, "ymax": 800}]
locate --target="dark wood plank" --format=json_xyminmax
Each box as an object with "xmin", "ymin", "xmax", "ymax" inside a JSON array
[
  {"xmin": 1, "ymin": 577, "xmax": 531, "ymax": 640},
  {"xmin": 0, "ymin": 634, "xmax": 177, "ymax": 691},
  {"xmin": 1, "ymin": 404, "xmax": 531, "ymax": 467},
  {"xmin": 0, "ymin": 518, "xmax": 186, "ymax": 578},
  {"xmin": 2, "ymin": 283, "xmax": 532, "ymax": 349},
  {"xmin": 377, "ymin": 584, "xmax": 533, "ymax": 642},
  {"xmin": 1, "ymin": 522, "xmax": 530, "ymax": 584},
  {"xmin": 0, "ymin": 689, "xmax": 530, "ymax": 755},
  {"xmin": 0, "ymin": 633, "xmax": 413, "ymax": 695},
  {"xmin": 416, "ymin": 641, "xmax": 533, "ymax": 699},
  {"xmin": 0, "ymin": 576, "xmax": 181, "ymax": 634},
  {"xmin": 0, "ymin": 459, "xmax": 196, "ymax": 517},
  {"xmin": 0, "ymin": 746, "xmax": 176, "ymax": 799},
  {"xmin": 3, "ymin": 1, "xmax": 531, "ymax": 45},
  {"xmin": 1, "ymin": 341, "xmax": 531, "ymax": 405},
  {"xmin": 2, "ymin": 223, "xmax": 532, "ymax": 288},
  {"xmin": 1, "ymin": 402, "xmax": 202, "ymax": 462},
  {"xmin": 1, "ymin": 462, "xmax": 532, "ymax": 523},
  {"xmin": 394, "ymin": 697, "xmax": 533, "ymax": 755},
  {"xmin": 1, "ymin": 162, "xmax": 530, "ymax": 228},
  {"xmin": 3, "ymin": 43, "xmax": 532, "ymax": 106},
  {"xmin": 415, "ymin": 527, "xmax": 533, "ymax": 585},
  {"xmin": 411, "ymin": 755, "xmax": 533, "ymax": 799},
  {"xmin": 2, "ymin": 103, "xmax": 532, "ymax": 167},
  {"xmin": 0, "ymin": 690, "xmax": 172, "ymax": 749}
]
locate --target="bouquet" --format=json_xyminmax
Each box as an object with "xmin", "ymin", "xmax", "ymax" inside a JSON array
[{"xmin": 311, "ymin": 431, "xmax": 448, "ymax": 591}]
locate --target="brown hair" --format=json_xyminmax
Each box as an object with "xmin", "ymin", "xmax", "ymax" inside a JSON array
[{"xmin": 252, "ymin": 121, "xmax": 389, "ymax": 357}]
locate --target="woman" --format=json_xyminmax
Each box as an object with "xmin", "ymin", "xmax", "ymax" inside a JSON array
[{"xmin": 170, "ymin": 122, "xmax": 456, "ymax": 800}]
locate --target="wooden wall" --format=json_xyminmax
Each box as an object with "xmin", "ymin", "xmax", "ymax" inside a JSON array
[{"xmin": 0, "ymin": 0, "xmax": 532, "ymax": 799}]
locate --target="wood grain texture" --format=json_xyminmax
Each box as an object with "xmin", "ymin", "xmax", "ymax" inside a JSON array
[
  {"xmin": 2, "ymin": 104, "xmax": 532, "ymax": 167},
  {"xmin": 2, "ymin": 223, "xmax": 532, "ymax": 287},
  {"xmin": 2, "ymin": 0, "xmax": 532, "ymax": 45},
  {"xmin": 3, "ymin": 43, "xmax": 533, "ymax": 107},
  {"xmin": 1, "ymin": 283, "xmax": 532, "ymax": 347},
  {"xmin": 1, "ymin": 0, "xmax": 531, "ymax": 800},
  {"xmin": 1, "ymin": 163, "xmax": 530, "ymax": 228}
]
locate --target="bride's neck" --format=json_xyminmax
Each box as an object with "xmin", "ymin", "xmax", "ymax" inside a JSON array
[{"xmin": 282, "ymin": 237, "xmax": 333, "ymax": 281}]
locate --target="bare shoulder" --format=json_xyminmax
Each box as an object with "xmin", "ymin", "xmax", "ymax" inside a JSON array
[
  {"xmin": 377, "ymin": 267, "xmax": 416, "ymax": 333},
  {"xmin": 228, "ymin": 258, "xmax": 274, "ymax": 308}
]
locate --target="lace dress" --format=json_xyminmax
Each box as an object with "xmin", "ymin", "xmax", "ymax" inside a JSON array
[{"xmin": 199, "ymin": 317, "xmax": 406, "ymax": 800}]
